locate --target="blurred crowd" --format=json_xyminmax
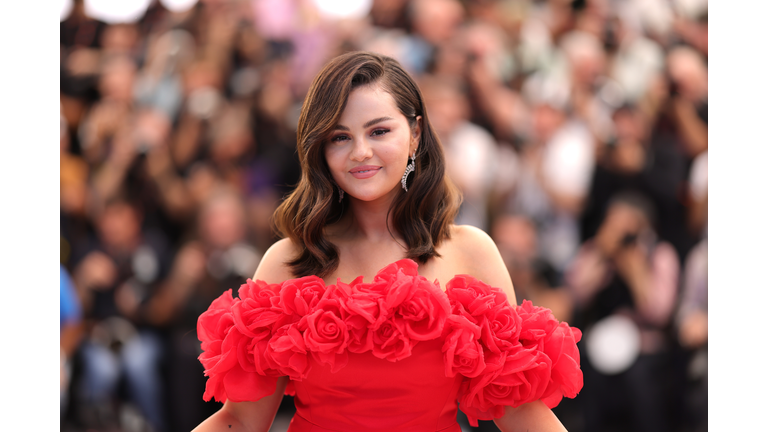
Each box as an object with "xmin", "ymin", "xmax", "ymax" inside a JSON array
[{"xmin": 59, "ymin": 0, "xmax": 707, "ymax": 431}]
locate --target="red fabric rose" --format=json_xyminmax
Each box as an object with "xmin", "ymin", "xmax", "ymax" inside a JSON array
[
  {"xmin": 371, "ymin": 319, "xmax": 412, "ymax": 362},
  {"xmin": 458, "ymin": 347, "xmax": 552, "ymax": 425},
  {"xmin": 218, "ymin": 326, "xmax": 280, "ymax": 402},
  {"xmin": 445, "ymin": 275, "xmax": 510, "ymax": 325},
  {"xmin": 345, "ymin": 260, "xmax": 421, "ymax": 354},
  {"xmin": 357, "ymin": 259, "xmax": 443, "ymax": 360},
  {"xmin": 486, "ymin": 348, "xmax": 553, "ymax": 407},
  {"xmin": 458, "ymin": 395, "xmax": 504, "ymax": 426},
  {"xmin": 323, "ymin": 279, "xmax": 354, "ymax": 301},
  {"xmin": 345, "ymin": 313, "xmax": 375, "ymax": 354},
  {"xmin": 480, "ymin": 304, "xmax": 522, "ymax": 354},
  {"xmin": 443, "ymin": 315, "xmax": 486, "ymax": 378},
  {"xmin": 302, "ymin": 296, "xmax": 350, "ymax": 372},
  {"xmin": 456, "ymin": 349, "xmax": 508, "ymax": 425},
  {"xmin": 539, "ymin": 322, "xmax": 583, "ymax": 408},
  {"xmin": 198, "ymin": 289, "xmax": 236, "ymax": 358},
  {"xmin": 516, "ymin": 300, "xmax": 559, "ymax": 351},
  {"xmin": 355, "ymin": 260, "xmax": 418, "ymax": 328},
  {"xmin": 265, "ymin": 323, "xmax": 311, "ymax": 380},
  {"xmin": 278, "ymin": 275, "xmax": 327, "ymax": 321},
  {"xmin": 197, "ymin": 290, "xmax": 278, "ymax": 402},
  {"xmin": 232, "ymin": 280, "xmax": 285, "ymax": 376},
  {"xmin": 448, "ymin": 287, "xmax": 583, "ymax": 426},
  {"xmin": 395, "ymin": 276, "xmax": 451, "ymax": 341},
  {"xmin": 197, "ymin": 290, "xmax": 236, "ymax": 402},
  {"xmin": 231, "ymin": 279, "xmax": 281, "ymax": 337},
  {"xmin": 445, "ymin": 275, "xmax": 521, "ymax": 354},
  {"xmin": 375, "ymin": 259, "xmax": 419, "ymax": 279},
  {"xmin": 345, "ymin": 287, "xmax": 383, "ymax": 326},
  {"xmin": 516, "ymin": 301, "xmax": 583, "ymax": 408},
  {"xmin": 343, "ymin": 277, "xmax": 383, "ymax": 354}
]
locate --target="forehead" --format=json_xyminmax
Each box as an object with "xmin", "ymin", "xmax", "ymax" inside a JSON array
[{"xmin": 338, "ymin": 83, "xmax": 401, "ymax": 122}]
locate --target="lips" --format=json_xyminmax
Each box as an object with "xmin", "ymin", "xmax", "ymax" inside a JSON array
[{"xmin": 349, "ymin": 165, "xmax": 382, "ymax": 179}]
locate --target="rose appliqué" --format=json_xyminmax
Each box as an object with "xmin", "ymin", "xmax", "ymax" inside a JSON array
[
  {"xmin": 302, "ymin": 288, "xmax": 350, "ymax": 372},
  {"xmin": 197, "ymin": 260, "xmax": 582, "ymax": 420},
  {"xmin": 198, "ymin": 289, "xmax": 279, "ymax": 402}
]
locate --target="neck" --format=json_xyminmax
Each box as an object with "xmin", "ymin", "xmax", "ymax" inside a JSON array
[{"xmin": 337, "ymin": 190, "xmax": 401, "ymax": 243}]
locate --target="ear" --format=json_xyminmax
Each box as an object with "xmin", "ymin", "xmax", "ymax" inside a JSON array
[{"xmin": 411, "ymin": 115, "xmax": 422, "ymax": 154}]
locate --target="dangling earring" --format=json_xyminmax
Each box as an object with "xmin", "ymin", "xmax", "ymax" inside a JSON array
[
  {"xmin": 401, "ymin": 150, "xmax": 416, "ymax": 192},
  {"xmin": 337, "ymin": 185, "xmax": 345, "ymax": 203}
]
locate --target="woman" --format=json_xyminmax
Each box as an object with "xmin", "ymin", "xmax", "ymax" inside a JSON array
[{"xmin": 193, "ymin": 52, "xmax": 582, "ymax": 432}]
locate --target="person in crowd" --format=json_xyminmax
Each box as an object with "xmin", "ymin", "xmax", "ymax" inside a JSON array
[
  {"xmin": 505, "ymin": 71, "xmax": 596, "ymax": 277},
  {"xmin": 60, "ymin": 110, "xmax": 91, "ymax": 269},
  {"xmin": 402, "ymin": 0, "xmax": 465, "ymax": 74},
  {"xmin": 192, "ymin": 51, "xmax": 582, "ymax": 432},
  {"xmin": 606, "ymin": 44, "xmax": 707, "ymax": 263},
  {"xmin": 61, "ymin": 264, "xmax": 84, "ymax": 414},
  {"xmin": 665, "ymin": 45, "xmax": 708, "ymax": 160},
  {"xmin": 565, "ymin": 192, "xmax": 679, "ymax": 432},
  {"xmin": 419, "ymin": 75, "xmax": 500, "ymax": 231},
  {"xmin": 675, "ymin": 238, "xmax": 707, "ymax": 432},
  {"xmin": 675, "ymin": 146, "xmax": 707, "ymax": 432},
  {"xmin": 71, "ymin": 196, "xmax": 172, "ymax": 432},
  {"xmin": 492, "ymin": 214, "xmax": 573, "ymax": 324},
  {"xmin": 142, "ymin": 184, "xmax": 263, "ymax": 432}
]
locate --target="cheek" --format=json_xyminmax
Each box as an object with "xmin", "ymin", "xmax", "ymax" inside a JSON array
[
  {"xmin": 380, "ymin": 143, "xmax": 408, "ymax": 167},
  {"xmin": 324, "ymin": 147, "xmax": 345, "ymax": 180}
]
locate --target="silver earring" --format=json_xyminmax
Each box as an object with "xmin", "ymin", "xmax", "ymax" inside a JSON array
[
  {"xmin": 401, "ymin": 150, "xmax": 416, "ymax": 192},
  {"xmin": 337, "ymin": 186, "xmax": 344, "ymax": 202}
]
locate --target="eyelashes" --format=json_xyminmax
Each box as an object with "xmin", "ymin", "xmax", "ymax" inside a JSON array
[
  {"xmin": 330, "ymin": 134, "xmax": 349, "ymax": 143},
  {"xmin": 371, "ymin": 128, "xmax": 390, "ymax": 136},
  {"xmin": 329, "ymin": 129, "xmax": 391, "ymax": 143}
]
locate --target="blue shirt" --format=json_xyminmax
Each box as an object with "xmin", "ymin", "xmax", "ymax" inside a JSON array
[{"xmin": 60, "ymin": 265, "xmax": 81, "ymax": 327}]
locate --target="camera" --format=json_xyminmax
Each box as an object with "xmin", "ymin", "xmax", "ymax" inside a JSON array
[{"xmin": 620, "ymin": 232, "xmax": 638, "ymax": 248}]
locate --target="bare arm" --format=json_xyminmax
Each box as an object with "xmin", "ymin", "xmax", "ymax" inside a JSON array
[
  {"xmin": 193, "ymin": 239, "xmax": 298, "ymax": 431},
  {"xmin": 192, "ymin": 377, "xmax": 288, "ymax": 432},
  {"xmin": 493, "ymin": 400, "xmax": 568, "ymax": 432}
]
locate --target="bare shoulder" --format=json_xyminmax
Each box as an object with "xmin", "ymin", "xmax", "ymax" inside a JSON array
[
  {"xmin": 446, "ymin": 224, "xmax": 516, "ymax": 303},
  {"xmin": 449, "ymin": 224, "xmax": 498, "ymax": 254},
  {"xmin": 252, "ymin": 238, "xmax": 301, "ymax": 283},
  {"xmin": 447, "ymin": 224, "xmax": 503, "ymax": 270}
]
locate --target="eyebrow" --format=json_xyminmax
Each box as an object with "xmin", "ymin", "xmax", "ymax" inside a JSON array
[{"xmin": 334, "ymin": 116, "xmax": 394, "ymax": 131}]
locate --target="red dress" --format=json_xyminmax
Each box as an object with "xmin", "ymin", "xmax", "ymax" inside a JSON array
[{"xmin": 197, "ymin": 259, "xmax": 583, "ymax": 431}]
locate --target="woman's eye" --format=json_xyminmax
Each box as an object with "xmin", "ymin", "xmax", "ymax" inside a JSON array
[
  {"xmin": 371, "ymin": 128, "xmax": 390, "ymax": 137},
  {"xmin": 331, "ymin": 135, "xmax": 349, "ymax": 143}
]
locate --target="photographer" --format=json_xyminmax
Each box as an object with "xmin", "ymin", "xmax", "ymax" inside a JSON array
[{"xmin": 565, "ymin": 192, "xmax": 679, "ymax": 432}]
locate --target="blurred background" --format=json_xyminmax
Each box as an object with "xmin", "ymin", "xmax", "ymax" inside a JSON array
[{"xmin": 59, "ymin": 0, "xmax": 707, "ymax": 431}]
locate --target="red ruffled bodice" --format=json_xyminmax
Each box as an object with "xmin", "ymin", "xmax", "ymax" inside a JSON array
[{"xmin": 197, "ymin": 259, "xmax": 583, "ymax": 430}]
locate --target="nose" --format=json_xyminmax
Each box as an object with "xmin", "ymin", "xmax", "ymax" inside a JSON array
[{"xmin": 350, "ymin": 137, "xmax": 373, "ymax": 161}]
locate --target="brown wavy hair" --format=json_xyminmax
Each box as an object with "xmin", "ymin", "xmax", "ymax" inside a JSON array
[{"xmin": 273, "ymin": 51, "xmax": 462, "ymax": 277}]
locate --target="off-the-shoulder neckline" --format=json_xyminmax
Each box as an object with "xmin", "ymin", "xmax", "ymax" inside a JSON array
[{"xmin": 261, "ymin": 258, "xmax": 484, "ymax": 292}]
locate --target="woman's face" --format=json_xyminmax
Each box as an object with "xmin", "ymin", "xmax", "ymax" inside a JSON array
[{"xmin": 324, "ymin": 83, "xmax": 420, "ymax": 204}]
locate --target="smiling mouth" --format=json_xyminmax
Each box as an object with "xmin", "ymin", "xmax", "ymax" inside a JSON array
[
  {"xmin": 349, "ymin": 166, "xmax": 382, "ymax": 178},
  {"xmin": 350, "ymin": 166, "xmax": 382, "ymax": 173}
]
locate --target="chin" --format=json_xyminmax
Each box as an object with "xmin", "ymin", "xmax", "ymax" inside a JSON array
[{"xmin": 347, "ymin": 185, "xmax": 401, "ymax": 203}]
